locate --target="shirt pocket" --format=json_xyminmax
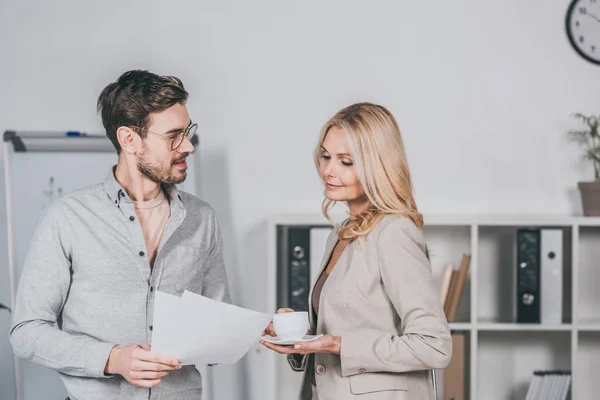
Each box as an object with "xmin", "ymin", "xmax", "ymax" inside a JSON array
[
  {"xmin": 348, "ymin": 372, "xmax": 408, "ymax": 395},
  {"xmin": 170, "ymin": 246, "xmax": 208, "ymax": 294}
]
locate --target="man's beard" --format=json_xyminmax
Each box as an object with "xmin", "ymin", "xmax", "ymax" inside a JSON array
[{"xmin": 137, "ymin": 150, "xmax": 187, "ymax": 184}]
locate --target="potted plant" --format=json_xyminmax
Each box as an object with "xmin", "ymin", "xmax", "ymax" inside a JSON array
[{"xmin": 569, "ymin": 113, "xmax": 600, "ymax": 216}]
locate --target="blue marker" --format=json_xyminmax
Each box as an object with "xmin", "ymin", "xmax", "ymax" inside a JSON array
[{"xmin": 65, "ymin": 131, "xmax": 105, "ymax": 137}]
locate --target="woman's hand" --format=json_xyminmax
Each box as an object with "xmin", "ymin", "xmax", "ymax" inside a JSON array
[
  {"xmin": 260, "ymin": 334, "xmax": 341, "ymax": 355},
  {"xmin": 261, "ymin": 308, "xmax": 295, "ymax": 337}
]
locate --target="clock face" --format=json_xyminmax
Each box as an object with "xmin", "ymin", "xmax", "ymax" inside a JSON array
[{"xmin": 566, "ymin": 0, "xmax": 600, "ymax": 65}]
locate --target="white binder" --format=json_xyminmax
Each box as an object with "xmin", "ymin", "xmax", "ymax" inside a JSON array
[{"xmin": 540, "ymin": 229, "xmax": 563, "ymax": 324}]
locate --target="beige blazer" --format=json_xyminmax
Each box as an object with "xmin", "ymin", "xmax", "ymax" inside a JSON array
[{"xmin": 287, "ymin": 215, "xmax": 452, "ymax": 400}]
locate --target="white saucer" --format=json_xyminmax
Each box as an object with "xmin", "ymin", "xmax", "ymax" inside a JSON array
[{"xmin": 261, "ymin": 334, "xmax": 323, "ymax": 346}]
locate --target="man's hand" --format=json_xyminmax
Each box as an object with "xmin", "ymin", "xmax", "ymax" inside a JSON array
[{"xmin": 105, "ymin": 344, "xmax": 182, "ymax": 388}]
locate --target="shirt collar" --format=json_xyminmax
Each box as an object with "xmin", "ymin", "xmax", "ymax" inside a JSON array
[{"xmin": 103, "ymin": 166, "xmax": 183, "ymax": 208}]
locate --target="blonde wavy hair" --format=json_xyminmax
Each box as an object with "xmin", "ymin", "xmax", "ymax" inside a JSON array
[{"xmin": 314, "ymin": 102, "xmax": 423, "ymax": 241}]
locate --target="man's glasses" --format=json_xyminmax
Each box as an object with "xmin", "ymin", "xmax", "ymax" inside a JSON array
[{"xmin": 131, "ymin": 122, "xmax": 197, "ymax": 152}]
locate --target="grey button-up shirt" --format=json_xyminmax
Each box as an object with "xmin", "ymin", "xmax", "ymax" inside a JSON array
[{"xmin": 9, "ymin": 167, "xmax": 231, "ymax": 400}]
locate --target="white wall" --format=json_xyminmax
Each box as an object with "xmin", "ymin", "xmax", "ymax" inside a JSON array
[{"xmin": 1, "ymin": 1, "xmax": 599, "ymax": 399}]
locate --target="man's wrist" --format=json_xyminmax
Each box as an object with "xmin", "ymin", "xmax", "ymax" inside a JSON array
[{"xmin": 104, "ymin": 345, "xmax": 121, "ymax": 375}]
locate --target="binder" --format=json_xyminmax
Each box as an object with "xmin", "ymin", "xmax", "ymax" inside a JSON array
[
  {"xmin": 516, "ymin": 228, "xmax": 564, "ymax": 324},
  {"xmin": 276, "ymin": 225, "xmax": 333, "ymax": 311},
  {"xmin": 517, "ymin": 229, "xmax": 541, "ymax": 323},
  {"xmin": 540, "ymin": 229, "xmax": 563, "ymax": 324}
]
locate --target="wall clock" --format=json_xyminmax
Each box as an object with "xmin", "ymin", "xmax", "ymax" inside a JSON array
[{"xmin": 566, "ymin": 0, "xmax": 600, "ymax": 65}]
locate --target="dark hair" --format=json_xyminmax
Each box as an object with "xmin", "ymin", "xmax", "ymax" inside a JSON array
[{"xmin": 97, "ymin": 70, "xmax": 189, "ymax": 152}]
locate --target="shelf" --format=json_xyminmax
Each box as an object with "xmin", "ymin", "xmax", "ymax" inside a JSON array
[
  {"xmin": 476, "ymin": 323, "xmax": 573, "ymax": 332},
  {"xmin": 476, "ymin": 226, "xmax": 573, "ymax": 325},
  {"xmin": 266, "ymin": 213, "xmax": 599, "ymax": 400},
  {"xmin": 574, "ymin": 332, "xmax": 600, "ymax": 397},
  {"xmin": 577, "ymin": 227, "xmax": 600, "ymax": 323},
  {"xmin": 575, "ymin": 217, "xmax": 600, "ymax": 226},
  {"xmin": 575, "ymin": 319, "xmax": 600, "ymax": 331},
  {"xmin": 449, "ymin": 322, "xmax": 575, "ymax": 331},
  {"xmin": 424, "ymin": 225, "xmax": 472, "ymax": 323},
  {"xmin": 268, "ymin": 213, "xmax": 600, "ymax": 227},
  {"xmin": 425, "ymin": 214, "xmax": 600, "ymax": 227},
  {"xmin": 576, "ymin": 325, "xmax": 600, "ymax": 332},
  {"xmin": 478, "ymin": 331, "xmax": 571, "ymax": 400},
  {"xmin": 449, "ymin": 322, "xmax": 473, "ymax": 330}
]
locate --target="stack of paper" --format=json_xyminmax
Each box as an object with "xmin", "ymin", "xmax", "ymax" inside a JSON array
[
  {"xmin": 524, "ymin": 370, "xmax": 571, "ymax": 400},
  {"xmin": 151, "ymin": 290, "xmax": 272, "ymax": 365}
]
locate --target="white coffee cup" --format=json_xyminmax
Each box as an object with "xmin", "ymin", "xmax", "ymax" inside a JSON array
[{"xmin": 273, "ymin": 311, "xmax": 309, "ymax": 340}]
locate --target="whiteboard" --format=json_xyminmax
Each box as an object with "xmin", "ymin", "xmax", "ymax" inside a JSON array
[
  {"xmin": 3, "ymin": 137, "xmax": 209, "ymax": 400},
  {"xmin": 11, "ymin": 152, "xmax": 118, "ymax": 400}
]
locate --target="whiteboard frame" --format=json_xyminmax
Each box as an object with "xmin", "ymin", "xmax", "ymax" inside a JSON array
[{"xmin": 3, "ymin": 138, "xmax": 20, "ymax": 400}]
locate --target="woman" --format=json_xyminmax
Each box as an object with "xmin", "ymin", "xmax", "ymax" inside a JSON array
[{"xmin": 261, "ymin": 102, "xmax": 452, "ymax": 399}]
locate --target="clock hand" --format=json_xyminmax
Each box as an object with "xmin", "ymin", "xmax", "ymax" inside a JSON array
[{"xmin": 585, "ymin": 12, "xmax": 600, "ymax": 24}]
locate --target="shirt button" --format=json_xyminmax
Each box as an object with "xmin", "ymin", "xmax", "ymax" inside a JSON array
[
  {"xmin": 316, "ymin": 365, "xmax": 326, "ymax": 375},
  {"xmin": 149, "ymin": 325, "xmax": 153, "ymax": 331},
  {"xmin": 358, "ymin": 368, "xmax": 367, "ymax": 373},
  {"xmin": 139, "ymin": 251, "xmax": 145, "ymax": 257},
  {"xmin": 129, "ymin": 216, "xmax": 135, "ymax": 221}
]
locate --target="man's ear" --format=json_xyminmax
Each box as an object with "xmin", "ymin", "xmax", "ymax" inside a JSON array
[{"xmin": 117, "ymin": 126, "xmax": 138, "ymax": 154}]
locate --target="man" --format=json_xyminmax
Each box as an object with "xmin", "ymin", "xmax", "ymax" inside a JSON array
[{"xmin": 10, "ymin": 70, "xmax": 231, "ymax": 400}]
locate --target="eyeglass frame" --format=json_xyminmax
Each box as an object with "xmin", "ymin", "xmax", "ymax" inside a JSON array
[{"xmin": 130, "ymin": 122, "xmax": 197, "ymax": 152}]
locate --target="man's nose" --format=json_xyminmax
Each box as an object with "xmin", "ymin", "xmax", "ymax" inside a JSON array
[{"xmin": 178, "ymin": 136, "xmax": 195, "ymax": 154}]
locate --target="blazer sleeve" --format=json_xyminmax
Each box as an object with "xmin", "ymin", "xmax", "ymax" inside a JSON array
[{"xmin": 340, "ymin": 218, "xmax": 452, "ymax": 377}]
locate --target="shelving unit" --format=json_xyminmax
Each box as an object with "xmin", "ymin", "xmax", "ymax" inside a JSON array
[{"xmin": 266, "ymin": 213, "xmax": 600, "ymax": 400}]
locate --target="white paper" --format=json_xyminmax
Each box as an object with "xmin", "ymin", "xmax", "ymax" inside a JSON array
[{"xmin": 151, "ymin": 290, "xmax": 272, "ymax": 365}]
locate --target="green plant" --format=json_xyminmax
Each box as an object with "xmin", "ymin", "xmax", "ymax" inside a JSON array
[{"xmin": 569, "ymin": 113, "xmax": 600, "ymax": 181}]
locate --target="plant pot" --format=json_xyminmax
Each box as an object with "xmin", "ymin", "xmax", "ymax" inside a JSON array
[{"xmin": 578, "ymin": 181, "xmax": 600, "ymax": 216}]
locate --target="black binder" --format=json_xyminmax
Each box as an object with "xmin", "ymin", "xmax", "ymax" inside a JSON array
[
  {"xmin": 277, "ymin": 226, "xmax": 312, "ymax": 312},
  {"xmin": 517, "ymin": 228, "xmax": 541, "ymax": 323}
]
